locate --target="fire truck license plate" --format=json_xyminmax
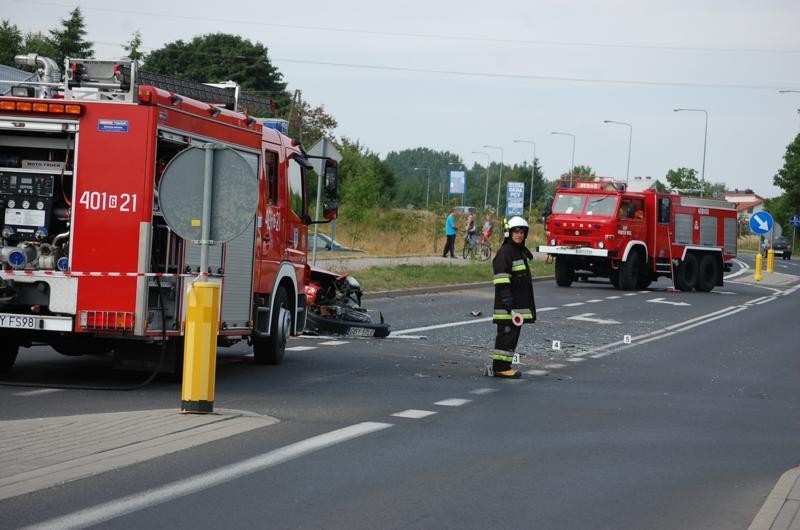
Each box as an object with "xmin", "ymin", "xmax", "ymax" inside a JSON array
[
  {"xmin": 347, "ymin": 327, "xmax": 374, "ymax": 337},
  {"xmin": 0, "ymin": 313, "xmax": 37, "ymax": 329}
]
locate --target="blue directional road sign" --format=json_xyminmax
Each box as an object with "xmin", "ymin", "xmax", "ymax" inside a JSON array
[
  {"xmin": 749, "ymin": 211, "xmax": 774, "ymax": 235},
  {"xmin": 789, "ymin": 215, "xmax": 800, "ymax": 228}
]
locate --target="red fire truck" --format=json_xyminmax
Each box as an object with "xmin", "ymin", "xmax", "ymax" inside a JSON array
[
  {"xmin": 537, "ymin": 180, "xmax": 738, "ymax": 292},
  {"xmin": 0, "ymin": 55, "xmax": 338, "ymax": 373}
]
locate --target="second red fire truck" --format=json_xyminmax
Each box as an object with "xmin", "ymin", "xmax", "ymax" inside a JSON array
[
  {"xmin": 0, "ymin": 55, "xmax": 339, "ymax": 373},
  {"xmin": 538, "ymin": 180, "xmax": 738, "ymax": 292}
]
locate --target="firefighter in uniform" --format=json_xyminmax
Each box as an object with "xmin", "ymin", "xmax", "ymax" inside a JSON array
[{"xmin": 491, "ymin": 216, "xmax": 536, "ymax": 378}]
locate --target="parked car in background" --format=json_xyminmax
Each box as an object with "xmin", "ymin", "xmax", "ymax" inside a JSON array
[
  {"xmin": 308, "ymin": 233, "xmax": 364, "ymax": 253},
  {"xmin": 770, "ymin": 236, "xmax": 792, "ymax": 259}
]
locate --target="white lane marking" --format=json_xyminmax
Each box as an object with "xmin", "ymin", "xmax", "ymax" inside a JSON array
[
  {"xmin": 434, "ymin": 398, "xmax": 472, "ymax": 407},
  {"xmin": 710, "ymin": 290, "xmax": 736, "ymax": 295},
  {"xmin": 724, "ymin": 259, "xmax": 750, "ymax": 279},
  {"xmin": 647, "ymin": 297, "xmax": 690, "ymax": 306},
  {"xmin": 393, "ymin": 317, "xmax": 491, "ymax": 335},
  {"xmin": 605, "ymin": 296, "xmax": 621, "ymax": 299},
  {"xmin": 563, "ymin": 302, "xmax": 585, "ymax": 307},
  {"xmin": 545, "ymin": 363, "xmax": 567, "ymax": 369},
  {"xmin": 286, "ymin": 346, "xmax": 316, "ymax": 351},
  {"xmin": 524, "ymin": 369, "xmax": 549, "ymax": 376},
  {"xmin": 469, "ymin": 388, "xmax": 499, "ymax": 395},
  {"xmin": 591, "ymin": 352, "xmax": 611, "ymax": 359},
  {"xmin": 623, "ymin": 293, "xmax": 638, "ymax": 296},
  {"xmin": 567, "ymin": 313, "xmax": 621, "ymax": 325},
  {"xmin": 566, "ymin": 357, "xmax": 586, "ymax": 363},
  {"xmin": 391, "ymin": 409, "xmax": 437, "ymax": 419},
  {"xmin": 318, "ymin": 340, "xmax": 349, "ymax": 346},
  {"xmin": 13, "ymin": 389, "xmax": 63, "ymax": 397},
  {"xmin": 21, "ymin": 422, "xmax": 393, "ymax": 530},
  {"xmin": 393, "ymin": 307, "xmax": 559, "ymax": 335},
  {"xmin": 586, "ymin": 299, "xmax": 603, "ymax": 303},
  {"xmin": 755, "ymin": 298, "xmax": 775, "ymax": 305}
]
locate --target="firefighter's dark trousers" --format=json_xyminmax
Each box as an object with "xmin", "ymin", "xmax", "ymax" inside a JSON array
[{"xmin": 492, "ymin": 324, "xmax": 521, "ymax": 371}]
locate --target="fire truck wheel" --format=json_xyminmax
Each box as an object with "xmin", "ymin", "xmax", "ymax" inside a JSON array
[
  {"xmin": 253, "ymin": 286, "xmax": 290, "ymax": 365},
  {"xmin": 618, "ymin": 251, "xmax": 641, "ymax": 291},
  {"xmin": 0, "ymin": 341, "xmax": 19, "ymax": 372},
  {"xmin": 696, "ymin": 254, "xmax": 719, "ymax": 292},
  {"xmin": 675, "ymin": 253, "xmax": 698, "ymax": 291},
  {"xmin": 555, "ymin": 257, "xmax": 575, "ymax": 287}
]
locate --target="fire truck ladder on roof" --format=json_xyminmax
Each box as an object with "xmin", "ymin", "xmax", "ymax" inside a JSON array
[{"xmin": 63, "ymin": 58, "xmax": 275, "ymax": 115}]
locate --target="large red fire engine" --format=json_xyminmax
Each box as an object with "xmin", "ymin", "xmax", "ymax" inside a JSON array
[
  {"xmin": 537, "ymin": 179, "xmax": 738, "ymax": 291},
  {"xmin": 0, "ymin": 55, "xmax": 338, "ymax": 373}
]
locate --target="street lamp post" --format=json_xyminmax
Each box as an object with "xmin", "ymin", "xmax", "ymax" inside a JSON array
[
  {"xmin": 513, "ymin": 139, "xmax": 536, "ymax": 216},
  {"xmin": 551, "ymin": 131, "xmax": 576, "ymax": 187},
  {"xmin": 413, "ymin": 167, "xmax": 431, "ymax": 209},
  {"xmin": 483, "ymin": 145, "xmax": 504, "ymax": 215},
  {"xmin": 602, "ymin": 120, "xmax": 632, "ymax": 184},
  {"xmin": 673, "ymin": 108, "xmax": 708, "ymax": 190},
  {"xmin": 472, "ymin": 151, "xmax": 490, "ymax": 210}
]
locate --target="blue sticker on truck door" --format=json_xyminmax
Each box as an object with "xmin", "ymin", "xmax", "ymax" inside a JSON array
[{"xmin": 97, "ymin": 119, "xmax": 129, "ymax": 132}]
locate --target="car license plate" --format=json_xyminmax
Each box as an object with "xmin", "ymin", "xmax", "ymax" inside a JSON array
[
  {"xmin": 347, "ymin": 327, "xmax": 374, "ymax": 337},
  {"xmin": 0, "ymin": 313, "xmax": 37, "ymax": 329}
]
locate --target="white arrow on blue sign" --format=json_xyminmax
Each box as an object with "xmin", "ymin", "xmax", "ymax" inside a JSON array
[
  {"xmin": 789, "ymin": 215, "xmax": 800, "ymax": 228},
  {"xmin": 749, "ymin": 211, "xmax": 774, "ymax": 235}
]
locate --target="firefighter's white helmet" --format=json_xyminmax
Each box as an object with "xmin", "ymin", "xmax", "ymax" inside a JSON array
[{"xmin": 505, "ymin": 216, "xmax": 529, "ymax": 238}]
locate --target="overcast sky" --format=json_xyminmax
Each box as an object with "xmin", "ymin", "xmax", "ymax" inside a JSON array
[{"xmin": 10, "ymin": 0, "xmax": 800, "ymax": 198}]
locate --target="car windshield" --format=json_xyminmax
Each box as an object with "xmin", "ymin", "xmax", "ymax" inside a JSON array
[
  {"xmin": 585, "ymin": 195, "xmax": 618, "ymax": 216},
  {"xmin": 552, "ymin": 193, "xmax": 617, "ymax": 217},
  {"xmin": 552, "ymin": 193, "xmax": 586, "ymax": 214}
]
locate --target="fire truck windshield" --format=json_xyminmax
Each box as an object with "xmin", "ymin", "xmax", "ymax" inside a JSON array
[{"xmin": 552, "ymin": 193, "xmax": 618, "ymax": 217}]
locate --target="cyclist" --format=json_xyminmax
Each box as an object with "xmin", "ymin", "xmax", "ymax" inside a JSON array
[
  {"xmin": 465, "ymin": 214, "xmax": 478, "ymax": 255},
  {"xmin": 480, "ymin": 212, "xmax": 494, "ymax": 246}
]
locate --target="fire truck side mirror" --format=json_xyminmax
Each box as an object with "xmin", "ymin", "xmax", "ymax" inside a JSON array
[
  {"xmin": 322, "ymin": 160, "xmax": 338, "ymax": 221},
  {"xmin": 544, "ymin": 196, "xmax": 553, "ymax": 219}
]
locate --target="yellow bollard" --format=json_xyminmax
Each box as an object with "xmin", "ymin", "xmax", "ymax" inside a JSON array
[
  {"xmin": 181, "ymin": 282, "xmax": 220, "ymax": 414},
  {"xmin": 766, "ymin": 248, "xmax": 775, "ymax": 273},
  {"xmin": 754, "ymin": 252, "xmax": 763, "ymax": 281}
]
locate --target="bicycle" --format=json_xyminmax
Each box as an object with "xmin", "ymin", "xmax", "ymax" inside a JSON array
[
  {"xmin": 462, "ymin": 233, "xmax": 477, "ymax": 260},
  {"xmin": 463, "ymin": 233, "xmax": 492, "ymax": 261}
]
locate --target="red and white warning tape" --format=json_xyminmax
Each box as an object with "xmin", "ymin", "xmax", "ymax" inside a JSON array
[{"xmin": 0, "ymin": 270, "xmax": 217, "ymax": 278}]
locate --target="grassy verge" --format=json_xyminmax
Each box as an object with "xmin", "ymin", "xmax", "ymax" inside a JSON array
[{"xmin": 355, "ymin": 260, "xmax": 555, "ymax": 292}]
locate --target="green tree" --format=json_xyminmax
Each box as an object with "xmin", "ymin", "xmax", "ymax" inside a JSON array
[
  {"xmin": 337, "ymin": 138, "xmax": 396, "ymax": 216},
  {"xmin": 22, "ymin": 32, "xmax": 58, "ymax": 61},
  {"xmin": 143, "ymin": 33, "xmax": 291, "ymax": 111},
  {"xmin": 665, "ymin": 167, "xmax": 701, "ymax": 192},
  {"xmin": 774, "ymin": 133, "xmax": 800, "ymax": 217},
  {"xmin": 48, "ymin": 7, "xmax": 93, "ymax": 65},
  {"xmin": 0, "ymin": 20, "xmax": 23, "ymax": 65},
  {"xmin": 286, "ymin": 96, "xmax": 338, "ymax": 148},
  {"xmin": 123, "ymin": 30, "xmax": 144, "ymax": 62}
]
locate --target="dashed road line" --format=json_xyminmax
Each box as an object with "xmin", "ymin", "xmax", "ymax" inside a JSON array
[
  {"xmin": 563, "ymin": 302, "xmax": 585, "ymax": 307},
  {"xmin": 318, "ymin": 340, "xmax": 349, "ymax": 346},
  {"xmin": 285, "ymin": 346, "xmax": 317, "ymax": 351},
  {"xmin": 469, "ymin": 388, "xmax": 499, "ymax": 395},
  {"xmin": 545, "ymin": 363, "xmax": 567, "ymax": 369},
  {"xmin": 12, "ymin": 389, "xmax": 63, "ymax": 397},
  {"xmin": 524, "ymin": 369, "xmax": 549, "ymax": 376},
  {"xmin": 566, "ymin": 357, "xmax": 586, "ymax": 363},
  {"xmin": 434, "ymin": 398, "xmax": 472, "ymax": 407},
  {"xmin": 391, "ymin": 409, "xmax": 437, "ymax": 419}
]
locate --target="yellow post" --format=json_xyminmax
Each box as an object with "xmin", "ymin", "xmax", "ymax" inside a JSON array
[
  {"xmin": 181, "ymin": 282, "xmax": 220, "ymax": 414},
  {"xmin": 754, "ymin": 252, "xmax": 763, "ymax": 281},
  {"xmin": 766, "ymin": 248, "xmax": 775, "ymax": 273}
]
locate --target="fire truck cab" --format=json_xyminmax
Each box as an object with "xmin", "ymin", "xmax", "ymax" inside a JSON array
[
  {"xmin": 0, "ymin": 55, "xmax": 339, "ymax": 373},
  {"xmin": 538, "ymin": 180, "xmax": 738, "ymax": 292}
]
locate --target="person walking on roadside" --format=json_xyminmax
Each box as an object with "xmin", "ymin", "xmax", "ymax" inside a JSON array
[
  {"xmin": 490, "ymin": 216, "xmax": 536, "ymax": 378},
  {"xmin": 442, "ymin": 208, "xmax": 457, "ymax": 258}
]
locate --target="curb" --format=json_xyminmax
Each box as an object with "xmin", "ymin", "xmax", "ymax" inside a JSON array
[{"xmin": 748, "ymin": 466, "xmax": 800, "ymax": 530}]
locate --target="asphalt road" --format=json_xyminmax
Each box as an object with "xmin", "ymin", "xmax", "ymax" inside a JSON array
[{"xmin": 1, "ymin": 255, "xmax": 798, "ymax": 529}]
